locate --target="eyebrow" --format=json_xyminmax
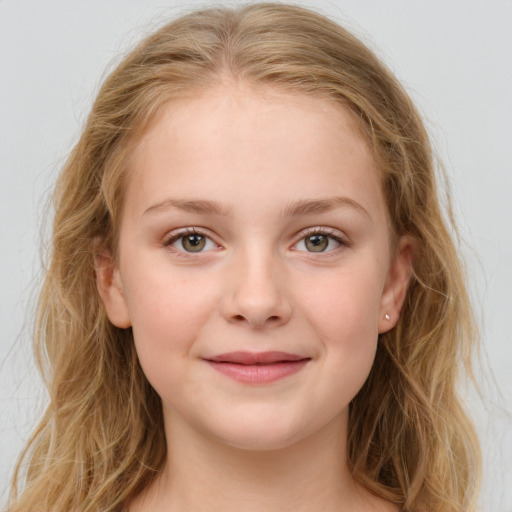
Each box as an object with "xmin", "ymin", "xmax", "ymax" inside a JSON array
[
  {"xmin": 143, "ymin": 199, "xmax": 231, "ymax": 217},
  {"xmin": 143, "ymin": 196, "xmax": 369, "ymax": 219},
  {"xmin": 283, "ymin": 196, "xmax": 370, "ymax": 219}
]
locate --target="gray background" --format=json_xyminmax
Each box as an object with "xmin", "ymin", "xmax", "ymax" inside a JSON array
[{"xmin": 1, "ymin": 0, "xmax": 511, "ymax": 509}]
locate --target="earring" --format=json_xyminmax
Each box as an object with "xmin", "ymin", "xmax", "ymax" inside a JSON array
[{"xmin": 385, "ymin": 314, "xmax": 391, "ymax": 321}]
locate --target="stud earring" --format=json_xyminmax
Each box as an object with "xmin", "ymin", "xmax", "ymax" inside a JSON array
[{"xmin": 385, "ymin": 314, "xmax": 391, "ymax": 321}]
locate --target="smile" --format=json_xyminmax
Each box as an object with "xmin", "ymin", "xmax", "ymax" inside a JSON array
[{"xmin": 204, "ymin": 351, "xmax": 311, "ymax": 384}]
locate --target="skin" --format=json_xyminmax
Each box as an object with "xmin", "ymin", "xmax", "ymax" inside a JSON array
[{"xmin": 97, "ymin": 83, "xmax": 412, "ymax": 512}]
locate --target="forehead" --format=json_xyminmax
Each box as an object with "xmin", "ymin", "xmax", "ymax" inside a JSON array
[
  {"xmin": 123, "ymin": 83, "xmax": 383, "ymax": 219},
  {"xmin": 130, "ymin": 80, "xmax": 371, "ymax": 162}
]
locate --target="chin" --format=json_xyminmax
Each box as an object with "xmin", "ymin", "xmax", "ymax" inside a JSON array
[
  {"xmin": 206, "ymin": 414, "xmax": 314, "ymax": 452},
  {"xmin": 220, "ymin": 432, "xmax": 303, "ymax": 452}
]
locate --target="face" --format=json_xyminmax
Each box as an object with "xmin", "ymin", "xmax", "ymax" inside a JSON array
[{"xmin": 97, "ymin": 85, "xmax": 412, "ymax": 451}]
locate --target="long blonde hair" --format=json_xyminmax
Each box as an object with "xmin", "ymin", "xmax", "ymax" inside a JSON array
[{"xmin": 9, "ymin": 4, "xmax": 480, "ymax": 511}]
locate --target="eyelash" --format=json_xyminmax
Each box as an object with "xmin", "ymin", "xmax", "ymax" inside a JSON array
[
  {"xmin": 162, "ymin": 226, "xmax": 349, "ymax": 255},
  {"xmin": 293, "ymin": 227, "xmax": 348, "ymax": 253},
  {"xmin": 163, "ymin": 228, "xmax": 219, "ymax": 255}
]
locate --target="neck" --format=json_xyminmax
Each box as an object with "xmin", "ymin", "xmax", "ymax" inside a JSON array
[{"xmin": 128, "ymin": 409, "xmax": 395, "ymax": 512}]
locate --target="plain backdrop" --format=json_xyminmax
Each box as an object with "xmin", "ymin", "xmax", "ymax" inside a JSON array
[{"xmin": 1, "ymin": 0, "xmax": 511, "ymax": 509}]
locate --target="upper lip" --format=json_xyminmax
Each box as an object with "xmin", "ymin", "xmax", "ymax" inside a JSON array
[{"xmin": 205, "ymin": 351, "xmax": 309, "ymax": 365}]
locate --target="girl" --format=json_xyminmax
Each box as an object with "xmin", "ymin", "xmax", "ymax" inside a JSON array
[{"xmin": 7, "ymin": 3, "xmax": 481, "ymax": 511}]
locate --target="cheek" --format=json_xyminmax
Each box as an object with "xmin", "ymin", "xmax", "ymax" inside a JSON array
[
  {"xmin": 296, "ymin": 266, "xmax": 383, "ymax": 384},
  {"xmin": 299, "ymin": 265, "xmax": 383, "ymax": 338},
  {"xmin": 124, "ymin": 270, "xmax": 219, "ymax": 379}
]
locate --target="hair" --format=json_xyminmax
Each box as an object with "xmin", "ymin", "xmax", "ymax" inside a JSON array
[{"xmin": 8, "ymin": 3, "xmax": 481, "ymax": 511}]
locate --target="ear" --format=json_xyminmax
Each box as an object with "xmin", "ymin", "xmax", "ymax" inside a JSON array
[
  {"xmin": 378, "ymin": 236, "xmax": 414, "ymax": 334},
  {"xmin": 94, "ymin": 248, "xmax": 132, "ymax": 329}
]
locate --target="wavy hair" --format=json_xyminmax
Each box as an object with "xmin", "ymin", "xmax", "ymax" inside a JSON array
[{"xmin": 8, "ymin": 4, "xmax": 480, "ymax": 511}]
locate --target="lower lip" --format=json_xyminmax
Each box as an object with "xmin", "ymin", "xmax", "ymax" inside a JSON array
[{"xmin": 206, "ymin": 360, "xmax": 309, "ymax": 384}]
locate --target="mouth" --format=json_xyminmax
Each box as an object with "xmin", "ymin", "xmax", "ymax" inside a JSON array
[{"xmin": 204, "ymin": 351, "xmax": 311, "ymax": 384}]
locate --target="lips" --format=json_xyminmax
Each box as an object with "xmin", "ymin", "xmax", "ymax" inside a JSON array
[
  {"xmin": 207, "ymin": 351, "xmax": 308, "ymax": 365},
  {"xmin": 204, "ymin": 351, "xmax": 310, "ymax": 383}
]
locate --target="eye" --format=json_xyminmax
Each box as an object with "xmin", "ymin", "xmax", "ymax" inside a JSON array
[
  {"xmin": 293, "ymin": 229, "xmax": 344, "ymax": 253},
  {"xmin": 165, "ymin": 229, "xmax": 218, "ymax": 253}
]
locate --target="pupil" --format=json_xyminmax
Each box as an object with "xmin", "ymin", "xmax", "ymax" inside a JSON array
[
  {"xmin": 182, "ymin": 234, "xmax": 205, "ymax": 252},
  {"xmin": 306, "ymin": 235, "xmax": 328, "ymax": 252}
]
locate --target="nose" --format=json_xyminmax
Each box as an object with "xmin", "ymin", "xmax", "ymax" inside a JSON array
[{"xmin": 219, "ymin": 250, "xmax": 292, "ymax": 329}]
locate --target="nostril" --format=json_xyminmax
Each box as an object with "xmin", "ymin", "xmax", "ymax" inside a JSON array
[{"xmin": 231, "ymin": 313, "xmax": 281, "ymax": 324}]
